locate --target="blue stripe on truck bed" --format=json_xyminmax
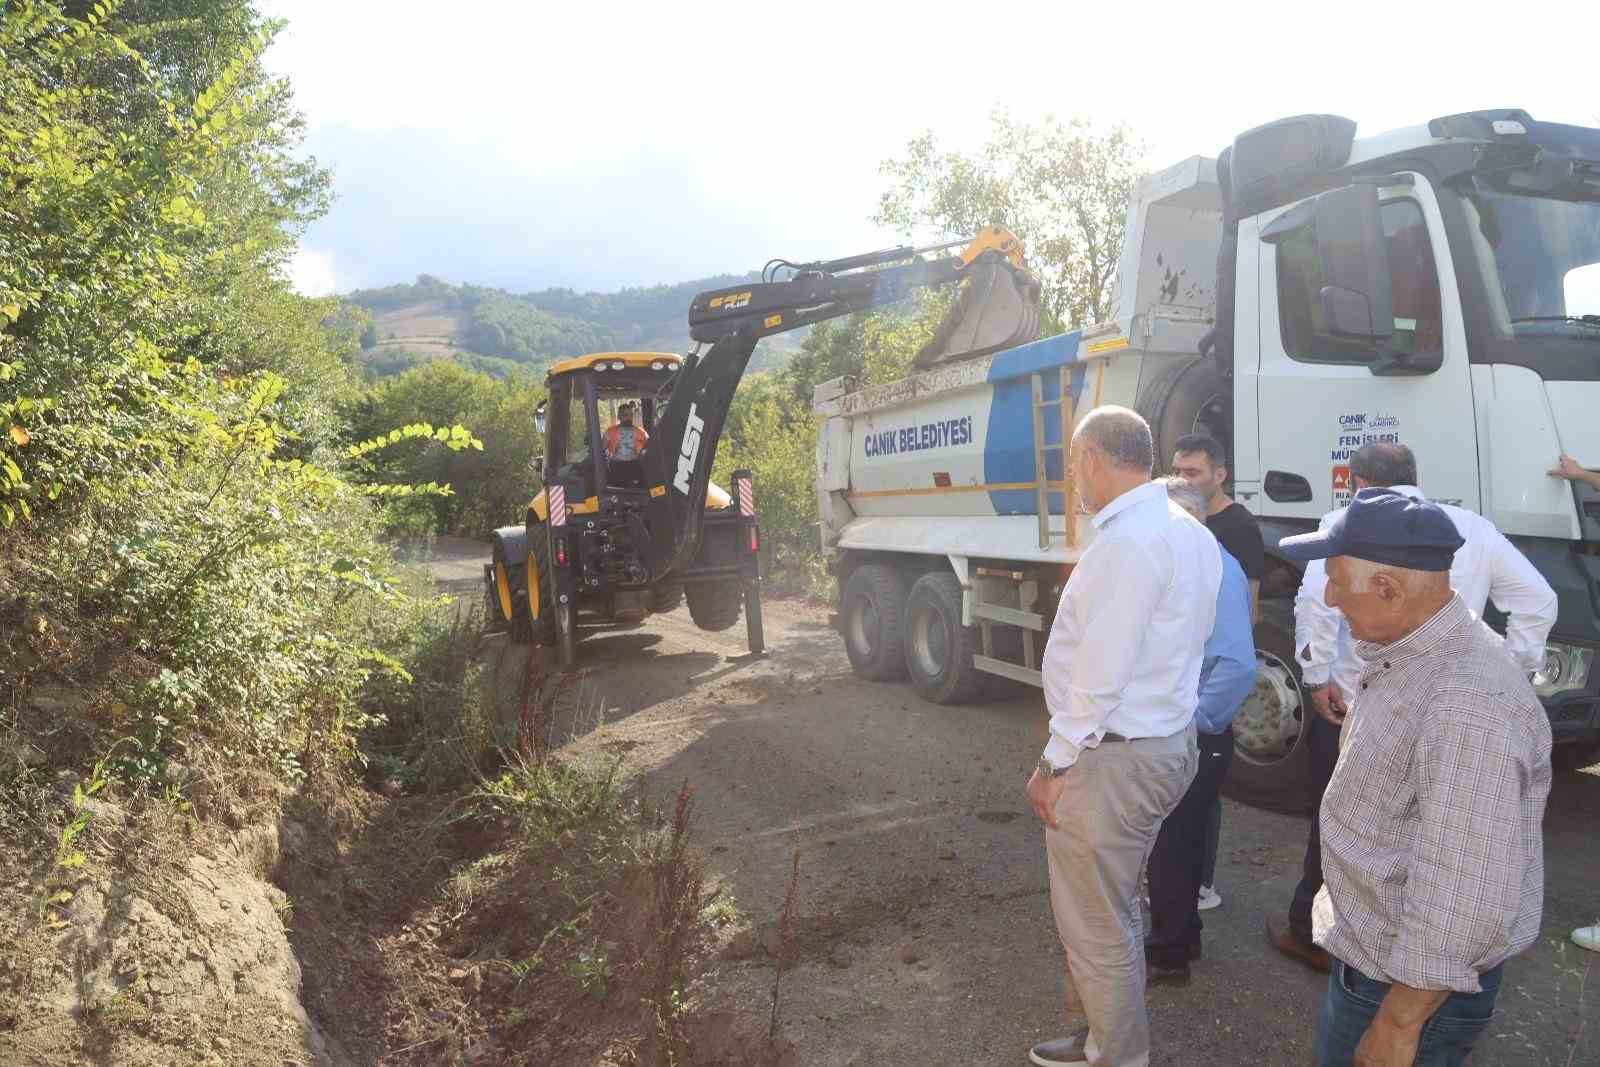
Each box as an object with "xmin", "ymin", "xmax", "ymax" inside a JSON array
[
  {"xmin": 984, "ymin": 330, "xmax": 1084, "ymax": 383},
  {"xmin": 982, "ymin": 331, "xmax": 1086, "ymax": 515}
]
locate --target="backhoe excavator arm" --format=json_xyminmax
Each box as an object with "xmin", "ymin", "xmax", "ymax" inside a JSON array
[{"xmin": 638, "ymin": 227, "xmax": 1040, "ymax": 582}]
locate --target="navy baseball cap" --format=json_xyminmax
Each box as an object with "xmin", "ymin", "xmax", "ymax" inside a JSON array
[{"xmin": 1278, "ymin": 488, "xmax": 1464, "ymax": 572}]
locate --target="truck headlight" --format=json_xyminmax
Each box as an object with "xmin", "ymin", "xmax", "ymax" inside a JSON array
[{"xmin": 1533, "ymin": 643, "xmax": 1595, "ymax": 697}]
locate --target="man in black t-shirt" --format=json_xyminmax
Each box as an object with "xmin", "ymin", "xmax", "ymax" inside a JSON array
[
  {"xmin": 1172, "ymin": 433, "xmax": 1264, "ymax": 914},
  {"xmin": 1173, "ymin": 434, "xmax": 1263, "ymax": 623}
]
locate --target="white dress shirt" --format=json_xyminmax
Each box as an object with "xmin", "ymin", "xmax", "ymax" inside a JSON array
[
  {"xmin": 1041, "ymin": 480, "xmax": 1222, "ymax": 768},
  {"xmin": 1295, "ymin": 485, "xmax": 1558, "ymax": 704}
]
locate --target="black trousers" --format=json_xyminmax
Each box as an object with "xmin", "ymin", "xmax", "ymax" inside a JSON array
[
  {"xmin": 1146, "ymin": 727, "xmax": 1234, "ymax": 968},
  {"xmin": 1288, "ymin": 712, "xmax": 1343, "ymax": 946}
]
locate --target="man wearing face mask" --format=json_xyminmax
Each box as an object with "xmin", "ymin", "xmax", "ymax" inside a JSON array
[{"xmin": 1025, "ymin": 406, "xmax": 1221, "ymax": 1067}]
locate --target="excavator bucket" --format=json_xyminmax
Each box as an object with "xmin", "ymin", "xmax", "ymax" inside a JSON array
[{"xmin": 913, "ymin": 255, "xmax": 1043, "ymax": 370}]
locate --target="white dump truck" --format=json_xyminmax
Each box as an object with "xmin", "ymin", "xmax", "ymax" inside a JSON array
[{"xmin": 812, "ymin": 109, "xmax": 1600, "ymax": 811}]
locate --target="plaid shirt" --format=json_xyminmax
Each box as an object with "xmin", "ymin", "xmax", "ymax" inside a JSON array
[{"xmin": 1312, "ymin": 594, "xmax": 1551, "ymax": 993}]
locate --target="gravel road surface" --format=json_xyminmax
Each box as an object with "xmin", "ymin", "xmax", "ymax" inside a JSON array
[{"xmin": 433, "ymin": 541, "xmax": 1599, "ymax": 1065}]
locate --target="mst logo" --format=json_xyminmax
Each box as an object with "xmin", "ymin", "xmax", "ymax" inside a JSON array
[{"xmin": 673, "ymin": 403, "xmax": 706, "ymax": 495}]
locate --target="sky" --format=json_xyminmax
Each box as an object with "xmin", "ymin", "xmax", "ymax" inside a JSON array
[{"xmin": 261, "ymin": 0, "xmax": 1598, "ymax": 298}]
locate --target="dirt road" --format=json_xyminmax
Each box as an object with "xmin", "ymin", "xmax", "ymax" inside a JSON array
[{"xmin": 435, "ymin": 542, "xmax": 1598, "ymax": 1066}]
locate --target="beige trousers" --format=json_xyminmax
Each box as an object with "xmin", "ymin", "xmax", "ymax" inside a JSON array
[{"xmin": 1045, "ymin": 727, "xmax": 1197, "ymax": 1067}]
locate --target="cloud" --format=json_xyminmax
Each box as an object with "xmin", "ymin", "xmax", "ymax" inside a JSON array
[
  {"xmin": 260, "ymin": 0, "xmax": 1600, "ymax": 295},
  {"xmin": 286, "ymin": 246, "xmax": 340, "ymax": 296}
]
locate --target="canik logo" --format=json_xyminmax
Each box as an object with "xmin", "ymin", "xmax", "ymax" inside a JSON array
[{"xmin": 673, "ymin": 404, "xmax": 705, "ymax": 495}]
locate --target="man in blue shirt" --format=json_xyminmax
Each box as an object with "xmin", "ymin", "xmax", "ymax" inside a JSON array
[{"xmin": 1144, "ymin": 478, "xmax": 1257, "ymax": 982}]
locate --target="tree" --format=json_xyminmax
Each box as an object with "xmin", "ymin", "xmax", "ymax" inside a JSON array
[
  {"xmin": 876, "ymin": 110, "xmax": 1145, "ymax": 331},
  {"xmin": 345, "ymin": 361, "xmax": 543, "ymax": 535}
]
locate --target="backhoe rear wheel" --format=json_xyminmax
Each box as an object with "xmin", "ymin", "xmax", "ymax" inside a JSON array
[
  {"xmin": 526, "ymin": 526, "xmax": 557, "ymax": 646},
  {"xmin": 686, "ymin": 581, "xmax": 743, "ymax": 632},
  {"xmin": 493, "ymin": 536, "xmax": 532, "ymax": 644}
]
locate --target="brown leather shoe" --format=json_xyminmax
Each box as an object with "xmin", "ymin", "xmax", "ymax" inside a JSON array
[{"xmin": 1266, "ymin": 919, "xmax": 1331, "ymax": 973}]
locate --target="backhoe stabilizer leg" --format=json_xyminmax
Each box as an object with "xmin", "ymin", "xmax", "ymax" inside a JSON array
[{"xmin": 744, "ymin": 578, "xmax": 766, "ymax": 655}]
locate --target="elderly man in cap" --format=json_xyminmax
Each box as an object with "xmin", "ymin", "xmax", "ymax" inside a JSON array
[{"xmin": 1278, "ymin": 488, "xmax": 1552, "ymax": 1067}]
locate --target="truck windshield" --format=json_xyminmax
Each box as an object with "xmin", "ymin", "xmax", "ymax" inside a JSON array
[{"xmin": 1459, "ymin": 183, "xmax": 1600, "ymax": 345}]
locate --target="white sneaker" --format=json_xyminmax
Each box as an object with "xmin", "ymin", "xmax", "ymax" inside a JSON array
[
  {"xmin": 1197, "ymin": 885, "xmax": 1222, "ymax": 911},
  {"xmin": 1574, "ymin": 925, "xmax": 1600, "ymax": 953}
]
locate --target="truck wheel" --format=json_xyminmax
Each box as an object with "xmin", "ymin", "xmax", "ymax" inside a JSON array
[
  {"xmin": 649, "ymin": 581, "xmax": 684, "ymax": 614},
  {"xmin": 841, "ymin": 565, "xmax": 908, "ymax": 681},
  {"xmin": 492, "ymin": 533, "xmax": 533, "ymax": 644},
  {"xmin": 1136, "ymin": 355, "xmax": 1230, "ymax": 473},
  {"xmin": 526, "ymin": 527, "xmax": 557, "ymax": 645},
  {"xmin": 1552, "ymin": 740, "xmax": 1600, "ymax": 772},
  {"xmin": 904, "ymin": 572, "xmax": 986, "ymax": 705},
  {"xmin": 686, "ymin": 581, "xmax": 743, "ymax": 631},
  {"xmin": 1223, "ymin": 601, "xmax": 1312, "ymax": 814}
]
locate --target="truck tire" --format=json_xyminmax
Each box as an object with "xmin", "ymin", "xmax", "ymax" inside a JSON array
[
  {"xmin": 1136, "ymin": 355, "xmax": 1230, "ymax": 473},
  {"xmin": 1223, "ymin": 600, "xmax": 1313, "ymax": 814},
  {"xmin": 649, "ymin": 581, "xmax": 684, "ymax": 614},
  {"xmin": 686, "ymin": 581, "xmax": 743, "ymax": 632},
  {"xmin": 526, "ymin": 526, "xmax": 557, "ymax": 646},
  {"xmin": 841, "ymin": 564, "xmax": 908, "ymax": 681},
  {"xmin": 904, "ymin": 572, "xmax": 987, "ymax": 705},
  {"xmin": 1552, "ymin": 740, "xmax": 1600, "ymax": 772},
  {"xmin": 492, "ymin": 533, "xmax": 533, "ymax": 644}
]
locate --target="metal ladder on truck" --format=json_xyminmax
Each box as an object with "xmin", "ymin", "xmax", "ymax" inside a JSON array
[{"xmin": 968, "ymin": 363, "xmax": 1078, "ymax": 688}]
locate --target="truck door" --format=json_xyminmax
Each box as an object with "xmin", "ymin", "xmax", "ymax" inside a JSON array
[{"xmin": 1253, "ymin": 176, "xmax": 1479, "ymax": 517}]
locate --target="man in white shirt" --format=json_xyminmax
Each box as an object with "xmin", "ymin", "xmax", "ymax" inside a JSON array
[
  {"xmin": 1026, "ymin": 406, "xmax": 1221, "ymax": 1067},
  {"xmin": 1268, "ymin": 441, "xmax": 1557, "ymax": 973}
]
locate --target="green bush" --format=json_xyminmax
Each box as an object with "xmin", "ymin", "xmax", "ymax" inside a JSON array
[
  {"xmin": 345, "ymin": 361, "xmax": 545, "ymax": 537},
  {"xmin": 0, "ymin": 3, "xmax": 481, "ymax": 797}
]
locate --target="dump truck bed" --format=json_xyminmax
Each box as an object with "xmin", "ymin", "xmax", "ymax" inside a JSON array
[{"xmin": 812, "ymin": 155, "xmax": 1226, "ymax": 567}]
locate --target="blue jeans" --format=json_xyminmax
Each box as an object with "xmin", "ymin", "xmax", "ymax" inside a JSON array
[{"xmin": 1316, "ymin": 958, "xmax": 1502, "ymax": 1066}]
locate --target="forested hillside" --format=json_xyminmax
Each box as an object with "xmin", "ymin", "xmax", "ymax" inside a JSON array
[{"xmin": 346, "ymin": 272, "xmax": 801, "ymax": 378}]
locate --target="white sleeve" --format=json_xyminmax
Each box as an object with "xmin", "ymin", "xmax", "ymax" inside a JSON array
[
  {"xmin": 1293, "ymin": 512, "xmax": 1344, "ymax": 686},
  {"xmin": 1041, "ymin": 536, "xmax": 1168, "ymax": 768},
  {"xmin": 1482, "ymin": 524, "xmax": 1558, "ymax": 672}
]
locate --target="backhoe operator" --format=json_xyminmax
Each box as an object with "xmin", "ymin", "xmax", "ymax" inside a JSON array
[{"xmin": 605, "ymin": 402, "xmax": 648, "ymax": 461}]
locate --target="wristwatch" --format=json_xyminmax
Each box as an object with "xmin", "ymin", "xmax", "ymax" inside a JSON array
[{"xmin": 1037, "ymin": 757, "xmax": 1069, "ymax": 778}]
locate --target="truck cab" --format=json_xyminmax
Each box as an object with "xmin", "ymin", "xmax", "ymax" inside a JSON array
[{"xmin": 1119, "ymin": 110, "xmax": 1600, "ymax": 803}]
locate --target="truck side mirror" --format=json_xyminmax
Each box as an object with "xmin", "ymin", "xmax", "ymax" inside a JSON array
[
  {"xmin": 534, "ymin": 400, "xmax": 547, "ymax": 436},
  {"xmin": 1313, "ymin": 183, "xmax": 1394, "ymax": 346}
]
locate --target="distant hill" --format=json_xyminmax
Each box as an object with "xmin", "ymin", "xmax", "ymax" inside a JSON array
[{"xmin": 346, "ymin": 272, "xmax": 805, "ymax": 378}]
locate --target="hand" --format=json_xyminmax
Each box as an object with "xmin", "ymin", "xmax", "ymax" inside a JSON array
[
  {"xmin": 1353, "ymin": 1014, "xmax": 1423, "ymax": 1067},
  {"xmin": 1550, "ymin": 453, "xmax": 1600, "ymax": 490},
  {"xmin": 1026, "ymin": 768, "xmax": 1066, "ymax": 830},
  {"xmin": 1309, "ymin": 685, "xmax": 1348, "ymax": 727},
  {"xmin": 1549, "ymin": 453, "xmax": 1585, "ymax": 480}
]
